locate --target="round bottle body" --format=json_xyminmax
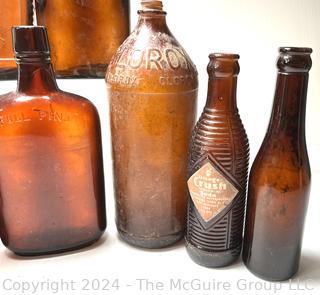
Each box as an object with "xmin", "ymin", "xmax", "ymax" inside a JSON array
[
  {"xmin": 186, "ymin": 109, "xmax": 249, "ymax": 267},
  {"xmin": 186, "ymin": 54, "xmax": 249, "ymax": 267},
  {"xmin": 107, "ymin": 10, "xmax": 198, "ymax": 248},
  {"xmin": 243, "ymin": 48, "xmax": 312, "ymax": 281},
  {"xmin": 243, "ymin": 155, "xmax": 310, "ymax": 281}
]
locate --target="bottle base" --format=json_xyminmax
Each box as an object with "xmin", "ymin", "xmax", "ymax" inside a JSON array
[
  {"xmin": 118, "ymin": 229, "xmax": 183, "ymax": 249},
  {"xmin": 7, "ymin": 230, "xmax": 105, "ymax": 257},
  {"xmin": 186, "ymin": 240, "xmax": 241, "ymax": 268},
  {"xmin": 242, "ymin": 258, "xmax": 298, "ymax": 282}
]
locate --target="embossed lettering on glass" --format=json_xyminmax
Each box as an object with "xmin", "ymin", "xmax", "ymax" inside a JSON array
[
  {"xmin": 0, "ymin": 26, "xmax": 106, "ymax": 255},
  {"xmin": 106, "ymin": 0, "xmax": 198, "ymax": 249}
]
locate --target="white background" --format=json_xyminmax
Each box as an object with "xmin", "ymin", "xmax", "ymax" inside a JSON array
[{"xmin": 0, "ymin": 0, "xmax": 319, "ymax": 294}]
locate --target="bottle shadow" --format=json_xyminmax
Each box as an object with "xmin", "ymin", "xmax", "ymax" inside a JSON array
[
  {"xmin": 296, "ymin": 253, "xmax": 320, "ymax": 283},
  {"xmin": 4, "ymin": 232, "xmax": 109, "ymax": 261}
]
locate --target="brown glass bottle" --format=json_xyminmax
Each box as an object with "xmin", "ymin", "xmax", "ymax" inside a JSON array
[
  {"xmin": 35, "ymin": 0, "xmax": 130, "ymax": 78},
  {"xmin": 0, "ymin": 26, "xmax": 106, "ymax": 256},
  {"xmin": 106, "ymin": 0, "xmax": 198, "ymax": 249},
  {"xmin": 0, "ymin": 0, "xmax": 33, "ymax": 80},
  {"xmin": 243, "ymin": 47, "xmax": 312, "ymax": 281},
  {"xmin": 185, "ymin": 54, "xmax": 249, "ymax": 267}
]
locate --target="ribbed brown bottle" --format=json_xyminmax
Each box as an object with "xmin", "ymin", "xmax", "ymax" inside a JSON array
[
  {"xmin": 0, "ymin": 0, "xmax": 33, "ymax": 80},
  {"xmin": 35, "ymin": 0, "xmax": 130, "ymax": 78},
  {"xmin": 243, "ymin": 47, "xmax": 312, "ymax": 281},
  {"xmin": 186, "ymin": 54, "xmax": 249, "ymax": 267},
  {"xmin": 0, "ymin": 26, "xmax": 106, "ymax": 255},
  {"xmin": 106, "ymin": 0, "xmax": 198, "ymax": 249}
]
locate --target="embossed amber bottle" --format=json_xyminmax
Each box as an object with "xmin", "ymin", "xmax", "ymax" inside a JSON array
[
  {"xmin": 0, "ymin": 0, "xmax": 33, "ymax": 79},
  {"xmin": 35, "ymin": 0, "xmax": 130, "ymax": 78},
  {"xmin": 0, "ymin": 26, "xmax": 106, "ymax": 255},
  {"xmin": 243, "ymin": 47, "xmax": 312, "ymax": 281},
  {"xmin": 186, "ymin": 54, "xmax": 249, "ymax": 267},
  {"xmin": 106, "ymin": 0, "xmax": 198, "ymax": 248}
]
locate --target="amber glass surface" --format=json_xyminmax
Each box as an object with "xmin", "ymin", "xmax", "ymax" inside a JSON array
[
  {"xmin": 35, "ymin": 0, "xmax": 130, "ymax": 78},
  {"xmin": 242, "ymin": 47, "xmax": 312, "ymax": 281},
  {"xmin": 185, "ymin": 54, "xmax": 249, "ymax": 267},
  {"xmin": 0, "ymin": 27, "xmax": 106, "ymax": 256},
  {"xmin": 106, "ymin": 1, "xmax": 198, "ymax": 249},
  {"xmin": 0, "ymin": 0, "xmax": 32, "ymax": 80}
]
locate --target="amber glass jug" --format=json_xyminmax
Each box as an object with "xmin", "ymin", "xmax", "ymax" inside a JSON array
[
  {"xmin": 185, "ymin": 54, "xmax": 249, "ymax": 267},
  {"xmin": 106, "ymin": 0, "xmax": 198, "ymax": 249},
  {"xmin": 0, "ymin": 26, "xmax": 106, "ymax": 256},
  {"xmin": 35, "ymin": 0, "xmax": 130, "ymax": 78},
  {"xmin": 0, "ymin": 0, "xmax": 33, "ymax": 80},
  {"xmin": 243, "ymin": 47, "xmax": 312, "ymax": 281}
]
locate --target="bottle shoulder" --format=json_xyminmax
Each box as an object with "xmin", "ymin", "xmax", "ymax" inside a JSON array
[
  {"xmin": 194, "ymin": 108, "xmax": 249, "ymax": 139},
  {"xmin": 249, "ymin": 137, "xmax": 311, "ymax": 185},
  {"xmin": 106, "ymin": 26, "xmax": 198, "ymax": 93},
  {"xmin": 189, "ymin": 110, "xmax": 250, "ymax": 165},
  {"xmin": 0, "ymin": 90, "xmax": 100, "ymax": 121}
]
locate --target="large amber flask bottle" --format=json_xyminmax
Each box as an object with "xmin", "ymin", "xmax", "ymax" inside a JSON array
[
  {"xmin": 0, "ymin": 0, "xmax": 33, "ymax": 80},
  {"xmin": 106, "ymin": 0, "xmax": 198, "ymax": 249},
  {"xmin": 185, "ymin": 54, "xmax": 249, "ymax": 267},
  {"xmin": 35, "ymin": 0, "xmax": 130, "ymax": 78},
  {"xmin": 0, "ymin": 26, "xmax": 106, "ymax": 256},
  {"xmin": 243, "ymin": 47, "xmax": 312, "ymax": 281}
]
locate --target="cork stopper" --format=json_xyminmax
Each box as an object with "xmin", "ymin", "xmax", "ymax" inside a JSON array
[{"xmin": 141, "ymin": 0, "xmax": 163, "ymax": 10}]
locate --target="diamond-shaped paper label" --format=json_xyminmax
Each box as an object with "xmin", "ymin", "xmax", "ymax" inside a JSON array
[{"xmin": 187, "ymin": 162, "xmax": 239, "ymax": 223}]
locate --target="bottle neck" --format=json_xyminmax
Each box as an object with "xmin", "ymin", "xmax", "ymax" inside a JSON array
[
  {"xmin": 16, "ymin": 58, "xmax": 59, "ymax": 94},
  {"xmin": 205, "ymin": 75, "xmax": 238, "ymax": 112},
  {"xmin": 137, "ymin": 10, "xmax": 169, "ymax": 32},
  {"xmin": 268, "ymin": 72, "xmax": 308, "ymax": 138}
]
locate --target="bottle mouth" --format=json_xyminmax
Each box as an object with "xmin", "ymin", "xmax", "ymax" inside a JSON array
[
  {"xmin": 209, "ymin": 53, "xmax": 240, "ymax": 60},
  {"xmin": 277, "ymin": 47, "xmax": 312, "ymax": 73},
  {"xmin": 207, "ymin": 53, "xmax": 240, "ymax": 77},
  {"xmin": 279, "ymin": 47, "xmax": 312, "ymax": 55},
  {"xmin": 12, "ymin": 26, "xmax": 51, "ymax": 59}
]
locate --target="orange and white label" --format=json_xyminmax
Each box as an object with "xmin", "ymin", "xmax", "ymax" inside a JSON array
[{"xmin": 187, "ymin": 162, "xmax": 239, "ymax": 223}]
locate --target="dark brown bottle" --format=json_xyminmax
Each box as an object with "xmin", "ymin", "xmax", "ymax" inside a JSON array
[
  {"xmin": 0, "ymin": 26, "xmax": 106, "ymax": 256},
  {"xmin": 186, "ymin": 54, "xmax": 249, "ymax": 267},
  {"xmin": 35, "ymin": 0, "xmax": 130, "ymax": 78},
  {"xmin": 243, "ymin": 47, "xmax": 312, "ymax": 281},
  {"xmin": 0, "ymin": 0, "xmax": 33, "ymax": 80},
  {"xmin": 106, "ymin": 0, "xmax": 198, "ymax": 248}
]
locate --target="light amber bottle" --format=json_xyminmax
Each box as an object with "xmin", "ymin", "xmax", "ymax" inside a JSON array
[
  {"xmin": 186, "ymin": 54, "xmax": 249, "ymax": 267},
  {"xmin": 35, "ymin": 0, "xmax": 130, "ymax": 78},
  {"xmin": 0, "ymin": 26, "xmax": 106, "ymax": 255},
  {"xmin": 0, "ymin": 0, "xmax": 33, "ymax": 80},
  {"xmin": 243, "ymin": 47, "xmax": 312, "ymax": 281},
  {"xmin": 106, "ymin": 0, "xmax": 198, "ymax": 248}
]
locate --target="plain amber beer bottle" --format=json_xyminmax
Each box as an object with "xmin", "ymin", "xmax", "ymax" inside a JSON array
[
  {"xmin": 243, "ymin": 47, "xmax": 312, "ymax": 281},
  {"xmin": 106, "ymin": 0, "xmax": 198, "ymax": 248},
  {"xmin": 0, "ymin": 26, "xmax": 106, "ymax": 255},
  {"xmin": 186, "ymin": 54, "xmax": 249, "ymax": 267}
]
